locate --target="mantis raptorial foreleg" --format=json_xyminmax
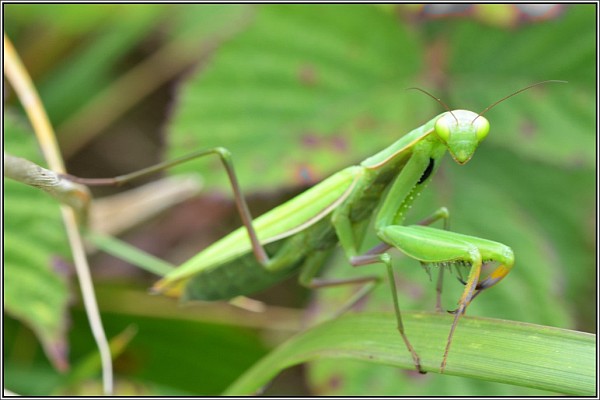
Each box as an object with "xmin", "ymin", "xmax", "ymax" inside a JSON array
[
  {"xmin": 415, "ymin": 206, "xmax": 451, "ymax": 312},
  {"xmin": 379, "ymin": 225, "xmax": 514, "ymax": 372}
]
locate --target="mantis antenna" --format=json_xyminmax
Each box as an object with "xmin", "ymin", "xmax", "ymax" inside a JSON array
[
  {"xmin": 407, "ymin": 87, "xmax": 459, "ymax": 125},
  {"xmin": 473, "ymin": 80, "xmax": 568, "ymax": 123}
]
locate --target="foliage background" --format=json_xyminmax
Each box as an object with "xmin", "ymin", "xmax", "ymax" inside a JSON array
[{"xmin": 4, "ymin": 4, "xmax": 595, "ymax": 395}]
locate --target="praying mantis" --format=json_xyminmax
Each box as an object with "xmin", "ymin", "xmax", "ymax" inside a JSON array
[{"xmin": 69, "ymin": 81, "xmax": 565, "ymax": 374}]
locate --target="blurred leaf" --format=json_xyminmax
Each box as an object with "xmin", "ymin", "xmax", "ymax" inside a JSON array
[
  {"xmin": 59, "ymin": 325, "xmax": 138, "ymax": 391},
  {"xmin": 6, "ymin": 5, "xmax": 167, "ymax": 127},
  {"xmin": 71, "ymin": 304, "xmax": 271, "ymax": 395},
  {"xmin": 5, "ymin": 4, "xmax": 132, "ymax": 35},
  {"xmin": 444, "ymin": 4, "xmax": 595, "ymax": 167},
  {"xmin": 4, "ymin": 114, "xmax": 71, "ymax": 370},
  {"xmin": 36, "ymin": 5, "xmax": 165, "ymax": 127},
  {"xmin": 446, "ymin": 5, "xmax": 594, "ymax": 84},
  {"xmin": 167, "ymin": 4, "xmax": 255, "ymax": 39},
  {"xmin": 225, "ymin": 312, "xmax": 595, "ymax": 395},
  {"xmin": 168, "ymin": 4, "xmax": 428, "ymax": 191}
]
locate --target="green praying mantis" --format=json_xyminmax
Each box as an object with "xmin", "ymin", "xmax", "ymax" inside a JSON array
[{"xmin": 67, "ymin": 80, "xmax": 565, "ymax": 374}]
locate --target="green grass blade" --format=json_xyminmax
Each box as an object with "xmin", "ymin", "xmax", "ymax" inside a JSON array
[
  {"xmin": 87, "ymin": 232, "xmax": 174, "ymax": 276},
  {"xmin": 224, "ymin": 311, "xmax": 595, "ymax": 396}
]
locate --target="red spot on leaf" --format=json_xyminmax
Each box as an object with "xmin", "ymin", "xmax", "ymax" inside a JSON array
[
  {"xmin": 327, "ymin": 374, "xmax": 343, "ymax": 390},
  {"xmin": 355, "ymin": 114, "xmax": 378, "ymax": 130},
  {"xmin": 301, "ymin": 132, "xmax": 322, "ymax": 149},
  {"xmin": 298, "ymin": 63, "xmax": 318, "ymax": 86},
  {"xmin": 330, "ymin": 135, "xmax": 348, "ymax": 152},
  {"xmin": 520, "ymin": 119, "xmax": 538, "ymax": 139}
]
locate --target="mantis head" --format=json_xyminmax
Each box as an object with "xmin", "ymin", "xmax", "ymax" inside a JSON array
[
  {"xmin": 409, "ymin": 80, "xmax": 567, "ymax": 164},
  {"xmin": 434, "ymin": 110, "xmax": 489, "ymax": 164}
]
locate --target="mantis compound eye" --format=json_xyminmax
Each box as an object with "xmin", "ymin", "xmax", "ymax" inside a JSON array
[
  {"xmin": 434, "ymin": 113, "xmax": 455, "ymax": 142},
  {"xmin": 472, "ymin": 115, "xmax": 490, "ymax": 141}
]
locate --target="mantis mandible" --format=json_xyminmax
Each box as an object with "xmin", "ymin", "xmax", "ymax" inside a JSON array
[{"xmin": 70, "ymin": 81, "xmax": 565, "ymax": 374}]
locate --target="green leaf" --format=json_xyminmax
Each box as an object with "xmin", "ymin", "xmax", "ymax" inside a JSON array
[
  {"xmin": 5, "ymin": 4, "xmax": 165, "ymax": 128},
  {"xmin": 73, "ymin": 302, "xmax": 271, "ymax": 395},
  {"xmin": 225, "ymin": 312, "xmax": 595, "ymax": 396},
  {"xmin": 87, "ymin": 232, "xmax": 175, "ymax": 276},
  {"xmin": 440, "ymin": 4, "xmax": 595, "ymax": 168},
  {"xmin": 168, "ymin": 4, "xmax": 429, "ymax": 191},
  {"xmin": 4, "ymin": 114, "xmax": 71, "ymax": 370},
  {"xmin": 58, "ymin": 325, "xmax": 138, "ymax": 392}
]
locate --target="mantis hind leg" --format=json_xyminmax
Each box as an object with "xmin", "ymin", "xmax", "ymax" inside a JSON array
[
  {"xmin": 65, "ymin": 147, "xmax": 271, "ymax": 265},
  {"xmin": 298, "ymin": 250, "xmax": 380, "ymax": 321},
  {"xmin": 298, "ymin": 243, "xmax": 425, "ymax": 373},
  {"xmin": 351, "ymin": 250, "xmax": 425, "ymax": 374}
]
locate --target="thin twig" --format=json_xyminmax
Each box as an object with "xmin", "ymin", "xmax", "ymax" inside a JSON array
[{"xmin": 4, "ymin": 33, "xmax": 113, "ymax": 395}]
